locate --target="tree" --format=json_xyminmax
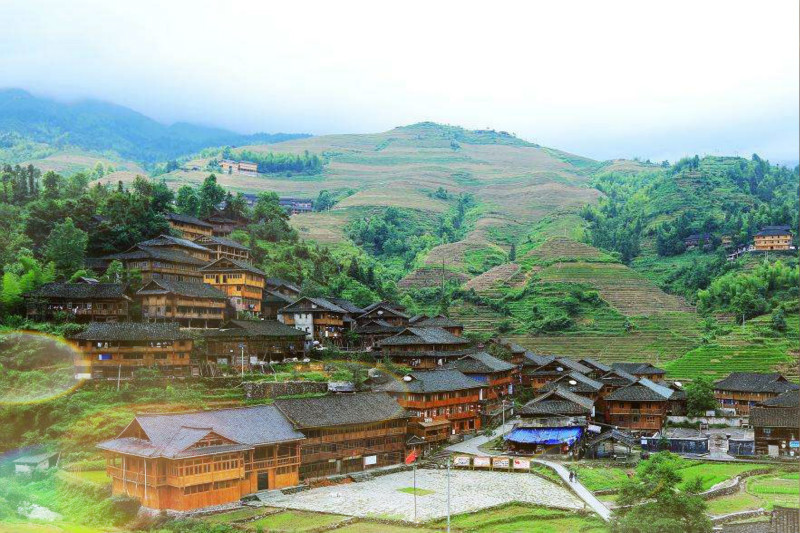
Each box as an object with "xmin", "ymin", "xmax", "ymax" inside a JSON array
[
  {"xmin": 508, "ymin": 243, "xmax": 517, "ymax": 262},
  {"xmin": 314, "ymin": 190, "xmax": 335, "ymax": 211},
  {"xmin": 612, "ymin": 452, "xmax": 712, "ymax": 533},
  {"xmin": 43, "ymin": 218, "xmax": 88, "ymax": 278},
  {"xmin": 176, "ymin": 185, "xmax": 200, "ymax": 216},
  {"xmin": 685, "ymin": 376, "xmax": 716, "ymax": 416},
  {"xmin": 771, "ymin": 307, "xmax": 787, "ymax": 332},
  {"xmin": 197, "ymin": 174, "xmax": 226, "ymax": 217}
]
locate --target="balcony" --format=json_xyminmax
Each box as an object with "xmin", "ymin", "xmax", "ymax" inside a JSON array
[
  {"xmin": 107, "ymin": 466, "xmax": 167, "ymax": 487},
  {"xmin": 166, "ymin": 466, "xmax": 245, "ymax": 487},
  {"xmin": 247, "ymin": 455, "xmax": 300, "ymax": 470},
  {"xmin": 402, "ymin": 396, "xmax": 480, "ymax": 409},
  {"xmin": 607, "ymin": 408, "xmax": 665, "ymax": 415}
]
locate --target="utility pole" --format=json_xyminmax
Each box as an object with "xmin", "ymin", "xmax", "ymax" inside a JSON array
[
  {"xmin": 117, "ymin": 364, "xmax": 121, "ymax": 391},
  {"xmin": 240, "ymin": 343, "xmax": 245, "ymax": 379}
]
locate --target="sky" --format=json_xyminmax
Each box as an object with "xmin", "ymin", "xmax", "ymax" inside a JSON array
[{"xmin": 1, "ymin": 0, "xmax": 798, "ymax": 163}]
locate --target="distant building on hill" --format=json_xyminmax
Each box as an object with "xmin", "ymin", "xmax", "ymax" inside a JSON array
[
  {"xmin": 278, "ymin": 197, "xmax": 313, "ymax": 215},
  {"xmin": 220, "ymin": 159, "xmax": 258, "ymax": 175},
  {"xmin": 684, "ymin": 233, "xmax": 712, "ymax": 249},
  {"xmin": 753, "ymin": 225, "xmax": 794, "ymax": 251}
]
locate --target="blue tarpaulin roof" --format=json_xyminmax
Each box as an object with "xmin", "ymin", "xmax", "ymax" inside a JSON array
[{"xmin": 505, "ymin": 427, "xmax": 583, "ymax": 446}]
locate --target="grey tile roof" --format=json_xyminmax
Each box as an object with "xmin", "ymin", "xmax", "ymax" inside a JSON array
[
  {"xmin": 265, "ymin": 278, "xmax": 301, "ymax": 293},
  {"xmin": 378, "ymin": 348, "xmax": 477, "ymax": 359},
  {"xmin": 443, "ymin": 352, "xmax": 515, "ymax": 374},
  {"xmin": 578, "ymin": 358, "xmax": 612, "ymax": 373},
  {"xmin": 136, "ymin": 279, "xmax": 226, "ymax": 299},
  {"xmin": 165, "ymin": 212, "xmax": 213, "ymax": 228},
  {"xmin": 13, "ymin": 452, "xmax": 58, "ymax": 465},
  {"xmin": 499, "ymin": 339, "xmax": 526, "ymax": 354},
  {"xmin": 71, "ymin": 322, "xmax": 194, "ymax": 341},
  {"xmin": 262, "ymin": 290, "xmax": 294, "ymax": 304},
  {"xmin": 355, "ymin": 320, "xmax": 404, "ymax": 335},
  {"xmin": 203, "ymin": 319, "xmax": 306, "ymax": 338},
  {"xmin": 605, "ymin": 379, "xmax": 673, "ymax": 402},
  {"xmin": 281, "ymin": 297, "xmax": 347, "ymax": 314},
  {"xmin": 714, "ymin": 372, "xmax": 799, "ymax": 394},
  {"xmin": 762, "ymin": 390, "xmax": 799, "ymax": 407},
  {"xmin": 201, "ymin": 257, "xmax": 266, "ymax": 276},
  {"xmin": 327, "ymin": 298, "xmax": 365, "ymax": 315},
  {"xmin": 600, "ymin": 368, "xmax": 638, "ymax": 385},
  {"xmin": 541, "ymin": 371, "xmax": 603, "ymax": 394},
  {"xmin": 585, "ymin": 429, "xmax": 636, "ymax": 449},
  {"xmin": 108, "ymin": 245, "xmax": 209, "ymax": 266},
  {"xmin": 274, "ymin": 392, "xmax": 409, "ymax": 429},
  {"xmin": 380, "ymin": 369, "xmax": 484, "ymax": 394},
  {"xmin": 408, "ymin": 315, "xmax": 426, "ymax": 324},
  {"xmin": 755, "ymin": 225, "xmax": 792, "ymax": 236},
  {"xmin": 612, "ymin": 362, "xmax": 666, "ymax": 375},
  {"xmin": 358, "ymin": 303, "xmax": 409, "ymax": 320},
  {"xmin": 28, "ymin": 282, "xmax": 128, "ymax": 300},
  {"xmin": 362, "ymin": 301, "xmax": 406, "ymax": 314},
  {"xmin": 97, "ymin": 405, "xmax": 303, "ymax": 458},
  {"xmin": 519, "ymin": 387, "xmax": 594, "ymax": 416},
  {"xmin": 522, "ymin": 352, "xmax": 556, "ymax": 367},
  {"xmin": 414, "ymin": 315, "xmax": 463, "ymax": 329},
  {"xmin": 138, "ymin": 235, "xmax": 211, "ymax": 252},
  {"xmin": 194, "ymin": 235, "xmax": 250, "ymax": 250},
  {"xmin": 750, "ymin": 406, "xmax": 799, "ymax": 429},
  {"xmin": 379, "ymin": 327, "xmax": 471, "ymax": 347}
]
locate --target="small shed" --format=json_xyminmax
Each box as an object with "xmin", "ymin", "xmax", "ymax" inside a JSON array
[
  {"xmin": 13, "ymin": 452, "xmax": 59, "ymax": 474},
  {"xmin": 641, "ymin": 428, "xmax": 709, "ymax": 455},
  {"xmin": 585, "ymin": 429, "xmax": 636, "ymax": 459},
  {"xmin": 504, "ymin": 426, "xmax": 583, "ymax": 456}
]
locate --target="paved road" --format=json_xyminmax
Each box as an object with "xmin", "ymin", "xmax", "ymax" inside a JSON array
[{"xmin": 444, "ymin": 421, "xmax": 611, "ymax": 522}]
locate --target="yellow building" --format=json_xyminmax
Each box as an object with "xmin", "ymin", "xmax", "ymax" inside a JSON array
[
  {"xmin": 754, "ymin": 226, "xmax": 793, "ymax": 251},
  {"xmin": 165, "ymin": 213, "xmax": 214, "ymax": 240},
  {"xmin": 201, "ymin": 257, "xmax": 265, "ymax": 314}
]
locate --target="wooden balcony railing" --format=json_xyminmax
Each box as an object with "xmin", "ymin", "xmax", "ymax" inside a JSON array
[
  {"xmin": 247, "ymin": 456, "xmax": 299, "ymax": 470},
  {"xmin": 166, "ymin": 466, "xmax": 245, "ymax": 487},
  {"xmin": 107, "ymin": 466, "xmax": 167, "ymax": 487}
]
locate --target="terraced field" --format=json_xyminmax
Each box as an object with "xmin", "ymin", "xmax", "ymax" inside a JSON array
[
  {"xmin": 522, "ymin": 237, "xmax": 613, "ymax": 264},
  {"xmin": 464, "ymin": 263, "xmax": 524, "ymax": 295}
]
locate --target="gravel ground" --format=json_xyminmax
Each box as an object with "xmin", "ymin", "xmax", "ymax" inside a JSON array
[{"xmin": 264, "ymin": 469, "xmax": 584, "ymax": 521}]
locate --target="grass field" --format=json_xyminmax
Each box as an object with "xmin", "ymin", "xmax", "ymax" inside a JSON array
[
  {"xmin": 202, "ymin": 506, "xmax": 279, "ymax": 524},
  {"xmin": 397, "ymin": 487, "xmax": 435, "ymax": 496},
  {"xmin": 242, "ymin": 510, "xmax": 348, "ymax": 531},
  {"xmin": 675, "ymin": 462, "xmax": 771, "ymax": 492},
  {"xmin": 60, "ymin": 470, "xmax": 109, "ymax": 485},
  {"xmin": 572, "ymin": 464, "xmax": 633, "ymax": 492}
]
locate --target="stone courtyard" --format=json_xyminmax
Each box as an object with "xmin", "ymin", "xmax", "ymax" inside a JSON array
[{"xmin": 263, "ymin": 469, "xmax": 585, "ymax": 521}]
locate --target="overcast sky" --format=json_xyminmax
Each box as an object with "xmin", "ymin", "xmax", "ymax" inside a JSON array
[{"xmin": 1, "ymin": 0, "xmax": 798, "ymax": 163}]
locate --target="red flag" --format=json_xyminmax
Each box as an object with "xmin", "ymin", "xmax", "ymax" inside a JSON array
[{"xmin": 405, "ymin": 449, "xmax": 418, "ymax": 465}]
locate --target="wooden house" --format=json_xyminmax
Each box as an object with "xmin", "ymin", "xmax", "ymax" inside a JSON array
[
  {"xmin": 138, "ymin": 235, "xmax": 213, "ymax": 263},
  {"xmin": 713, "ymin": 372, "xmax": 799, "ymax": 416},
  {"xmin": 380, "ymin": 369, "xmax": 485, "ymax": 451},
  {"xmin": 499, "ymin": 340, "xmax": 527, "ymax": 366},
  {"xmin": 577, "ymin": 358, "xmax": 612, "ymax": 379},
  {"xmin": 165, "ymin": 212, "xmax": 214, "ymax": 240},
  {"xmin": 443, "ymin": 352, "xmax": 515, "ymax": 426},
  {"xmin": 261, "ymin": 290, "xmax": 294, "ymax": 319},
  {"xmin": 412, "ymin": 315, "xmax": 464, "ymax": 336},
  {"xmin": 14, "ymin": 452, "xmax": 59, "ymax": 474},
  {"xmin": 274, "ymin": 393, "xmax": 408, "ymax": 481},
  {"xmin": 193, "ymin": 235, "xmax": 251, "ymax": 263},
  {"xmin": 753, "ymin": 225, "xmax": 794, "ymax": 251},
  {"xmin": 279, "ymin": 198, "xmax": 313, "ymax": 215},
  {"xmin": 106, "ymin": 245, "xmax": 208, "ymax": 283},
  {"xmin": 603, "ymin": 378, "xmax": 674, "ymax": 433},
  {"xmin": 541, "ymin": 371, "xmax": 604, "ymax": 402},
  {"xmin": 201, "ymin": 257, "xmax": 266, "ymax": 315},
  {"xmin": 525, "ymin": 357, "xmax": 592, "ymax": 393},
  {"xmin": 379, "ymin": 327, "xmax": 471, "ymax": 355},
  {"xmin": 25, "ymin": 280, "xmax": 130, "ymax": 323},
  {"xmin": 519, "ymin": 352, "xmax": 555, "ymax": 386},
  {"xmin": 594, "ymin": 368, "xmax": 638, "ymax": 419},
  {"xmin": 354, "ymin": 320, "xmax": 404, "ymax": 350},
  {"xmin": 136, "ymin": 280, "xmax": 227, "ymax": 328},
  {"xmin": 201, "ymin": 319, "xmax": 307, "ymax": 369},
  {"xmin": 71, "ymin": 322, "xmax": 194, "ymax": 379},
  {"xmin": 97, "ymin": 406, "xmax": 304, "ymax": 511},
  {"xmin": 326, "ymin": 298, "xmax": 365, "ymax": 327},
  {"xmin": 611, "ymin": 362, "xmax": 666, "ymax": 382},
  {"xmin": 265, "ymin": 278, "xmax": 301, "ymax": 299},
  {"xmin": 204, "ymin": 212, "xmax": 243, "ymax": 237},
  {"xmin": 356, "ymin": 302, "xmax": 409, "ymax": 328},
  {"xmin": 684, "ymin": 233, "xmax": 712, "ymax": 250},
  {"xmin": 278, "ymin": 297, "xmax": 348, "ymax": 345},
  {"xmin": 750, "ymin": 391, "xmax": 799, "ymax": 457}
]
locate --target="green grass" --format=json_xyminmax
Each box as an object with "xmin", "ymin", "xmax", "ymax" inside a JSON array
[
  {"xmin": 748, "ymin": 472, "xmax": 799, "ymax": 508},
  {"xmin": 572, "ymin": 464, "xmax": 632, "ymax": 492},
  {"xmin": 60, "ymin": 471, "xmax": 109, "ymax": 485},
  {"xmin": 202, "ymin": 506, "xmax": 279, "ymax": 524},
  {"xmin": 529, "ymin": 463, "xmax": 564, "ymax": 485},
  {"xmin": 704, "ymin": 491, "xmax": 765, "ymax": 515},
  {"xmin": 396, "ymin": 487, "xmax": 435, "ymax": 496},
  {"xmin": 331, "ymin": 523, "xmax": 441, "ymax": 533},
  {"xmin": 482, "ymin": 515, "xmax": 607, "ymax": 532},
  {"xmin": 676, "ymin": 461, "xmax": 770, "ymax": 492},
  {"xmin": 243, "ymin": 510, "xmax": 348, "ymax": 531}
]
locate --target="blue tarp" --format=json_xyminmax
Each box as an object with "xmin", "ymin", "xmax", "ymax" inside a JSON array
[{"xmin": 505, "ymin": 427, "xmax": 583, "ymax": 446}]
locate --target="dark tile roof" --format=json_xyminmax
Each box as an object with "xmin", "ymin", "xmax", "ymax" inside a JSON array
[
  {"xmin": 762, "ymin": 390, "xmax": 799, "ymax": 407},
  {"xmin": 71, "ymin": 322, "xmax": 194, "ymax": 341},
  {"xmin": 519, "ymin": 387, "xmax": 594, "ymax": 416},
  {"xmin": 379, "ymin": 348, "xmax": 477, "ymax": 359},
  {"xmin": 612, "ymin": 362, "xmax": 666, "ymax": 375},
  {"xmin": 443, "ymin": 351, "xmax": 515, "ymax": 374},
  {"xmin": 274, "ymin": 392, "xmax": 408, "ymax": 429},
  {"xmin": 541, "ymin": 371, "xmax": 603, "ymax": 394},
  {"xmin": 203, "ymin": 319, "xmax": 306, "ymax": 339},
  {"xmin": 281, "ymin": 297, "xmax": 347, "ymax": 314},
  {"xmin": 108, "ymin": 245, "xmax": 209, "ymax": 266},
  {"xmin": 355, "ymin": 320, "xmax": 404, "ymax": 335},
  {"xmin": 585, "ymin": 429, "xmax": 636, "ymax": 449},
  {"xmin": 136, "ymin": 279, "xmax": 226, "ymax": 299},
  {"xmin": 414, "ymin": 315, "xmax": 463, "ymax": 329},
  {"xmin": 749, "ymin": 406, "xmax": 799, "ymax": 428},
  {"xmin": 578, "ymin": 358, "xmax": 612, "ymax": 373},
  {"xmin": 527, "ymin": 357, "xmax": 591, "ymax": 375},
  {"xmin": 499, "ymin": 339, "xmax": 526, "ymax": 354},
  {"xmin": 599, "ymin": 368, "xmax": 638, "ymax": 386},
  {"xmin": 138, "ymin": 235, "xmax": 211, "ymax": 252},
  {"xmin": 379, "ymin": 327, "xmax": 471, "ymax": 347},
  {"xmin": 362, "ymin": 301, "xmax": 406, "ymax": 314},
  {"xmin": 605, "ymin": 378, "xmax": 673, "ymax": 402},
  {"xmin": 201, "ymin": 257, "xmax": 266, "ymax": 276},
  {"xmin": 265, "ymin": 278, "xmax": 301, "ymax": 293},
  {"xmin": 262, "ymin": 290, "xmax": 294, "ymax": 304},
  {"xmin": 522, "ymin": 351, "xmax": 556, "ymax": 367},
  {"xmin": 714, "ymin": 372, "xmax": 799, "ymax": 394},
  {"xmin": 327, "ymin": 298, "xmax": 365, "ymax": 315},
  {"xmin": 408, "ymin": 315, "xmax": 426, "ymax": 324},
  {"xmin": 194, "ymin": 235, "xmax": 250, "ymax": 250},
  {"xmin": 755, "ymin": 225, "xmax": 792, "ymax": 236},
  {"xmin": 28, "ymin": 282, "xmax": 128, "ymax": 300},
  {"xmin": 379, "ymin": 369, "xmax": 484, "ymax": 394},
  {"xmin": 358, "ymin": 303, "xmax": 409, "ymax": 320},
  {"xmin": 97, "ymin": 405, "xmax": 303, "ymax": 458},
  {"xmin": 165, "ymin": 212, "xmax": 213, "ymax": 228}
]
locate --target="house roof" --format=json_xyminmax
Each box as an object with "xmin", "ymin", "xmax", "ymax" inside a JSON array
[
  {"xmin": 755, "ymin": 225, "xmax": 792, "ymax": 237},
  {"xmin": 355, "ymin": 320, "xmax": 404, "ymax": 335},
  {"xmin": 414, "ymin": 315, "xmax": 463, "ymax": 329},
  {"xmin": 599, "ymin": 368, "xmax": 638, "ymax": 386},
  {"xmin": 362, "ymin": 301, "xmax": 406, "ymax": 314},
  {"xmin": 28, "ymin": 282, "xmax": 129, "ymax": 300},
  {"xmin": 108, "ymin": 245, "xmax": 209, "ymax": 266},
  {"xmin": 138, "ymin": 235, "xmax": 211, "ymax": 252},
  {"xmin": 136, "ymin": 279, "xmax": 226, "ymax": 299},
  {"xmin": 378, "ymin": 348, "xmax": 477, "ymax": 359},
  {"xmin": 97, "ymin": 405, "xmax": 303, "ymax": 459},
  {"xmin": 585, "ymin": 429, "xmax": 636, "ymax": 449},
  {"xmin": 195, "ymin": 235, "xmax": 250, "ymax": 251},
  {"xmin": 518, "ymin": 387, "xmax": 594, "ymax": 416},
  {"xmin": 327, "ymin": 298, "xmax": 365, "ymax": 315},
  {"xmin": 605, "ymin": 378, "xmax": 673, "ymax": 402},
  {"xmin": 762, "ymin": 390, "xmax": 799, "ymax": 407},
  {"xmin": 71, "ymin": 322, "xmax": 194, "ymax": 341},
  {"xmin": 204, "ymin": 319, "xmax": 306, "ymax": 339},
  {"xmin": 541, "ymin": 371, "xmax": 603, "ymax": 394},
  {"xmin": 522, "ymin": 352, "xmax": 556, "ymax": 367},
  {"xmin": 443, "ymin": 351, "xmax": 515, "ymax": 374},
  {"xmin": 714, "ymin": 372, "xmax": 799, "ymax": 394},
  {"xmin": 408, "ymin": 315, "xmax": 426, "ymax": 325},
  {"xmin": 262, "ymin": 290, "xmax": 294, "ymax": 304},
  {"xmin": 274, "ymin": 392, "xmax": 408, "ymax": 429},
  {"xmin": 13, "ymin": 452, "xmax": 58, "ymax": 465},
  {"xmin": 611, "ymin": 362, "xmax": 666, "ymax": 375},
  {"xmin": 358, "ymin": 303, "xmax": 409, "ymax": 320},
  {"xmin": 200, "ymin": 257, "xmax": 266, "ymax": 276},
  {"xmin": 379, "ymin": 327, "xmax": 471, "ymax": 347},
  {"xmin": 281, "ymin": 297, "xmax": 347, "ymax": 314},
  {"xmin": 526, "ymin": 357, "xmax": 592, "ymax": 375},
  {"xmin": 379, "ymin": 369, "xmax": 484, "ymax": 394},
  {"xmin": 500, "ymin": 339, "xmax": 526, "ymax": 354},
  {"xmin": 578, "ymin": 358, "xmax": 612, "ymax": 373},
  {"xmin": 165, "ymin": 212, "xmax": 213, "ymax": 228},
  {"xmin": 750, "ymin": 406, "xmax": 799, "ymax": 428},
  {"xmin": 505, "ymin": 426, "xmax": 583, "ymax": 446},
  {"xmin": 265, "ymin": 278, "xmax": 301, "ymax": 293}
]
